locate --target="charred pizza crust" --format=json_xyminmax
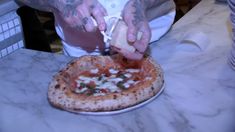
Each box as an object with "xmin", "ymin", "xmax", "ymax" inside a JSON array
[{"xmin": 48, "ymin": 55, "xmax": 164, "ymax": 112}]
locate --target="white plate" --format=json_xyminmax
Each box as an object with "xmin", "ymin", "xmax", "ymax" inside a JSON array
[
  {"xmin": 229, "ymin": 54, "xmax": 235, "ymax": 63},
  {"xmin": 228, "ymin": 55, "xmax": 235, "ymax": 69},
  {"xmin": 230, "ymin": 53, "xmax": 235, "ymax": 62},
  {"xmin": 231, "ymin": 58, "xmax": 235, "ymax": 65},
  {"xmin": 231, "ymin": 49, "xmax": 235, "ymax": 58},
  {"xmin": 77, "ymin": 83, "xmax": 165, "ymax": 116},
  {"xmin": 229, "ymin": 62, "xmax": 235, "ymax": 70}
]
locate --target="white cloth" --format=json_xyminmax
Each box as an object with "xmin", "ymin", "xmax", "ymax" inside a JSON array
[
  {"xmin": 55, "ymin": 1, "xmax": 176, "ymax": 57},
  {"xmin": 98, "ymin": 0, "xmax": 128, "ymax": 16}
]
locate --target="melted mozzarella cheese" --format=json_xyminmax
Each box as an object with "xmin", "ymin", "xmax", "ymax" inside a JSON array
[
  {"xmin": 97, "ymin": 81, "xmax": 119, "ymax": 92},
  {"xmin": 108, "ymin": 78, "xmax": 123, "ymax": 84},
  {"xmin": 75, "ymin": 87, "xmax": 88, "ymax": 93},
  {"xmin": 124, "ymin": 73, "xmax": 132, "ymax": 78},
  {"xmin": 126, "ymin": 69, "xmax": 140, "ymax": 73},
  {"xmin": 109, "ymin": 68, "xmax": 119, "ymax": 74},
  {"xmin": 123, "ymin": 79, "xmax": 135, "ymax": 88},
  {"xmin": 93, "ymin": 92, "xmax": 106, "ymax": 96},
  {"xmin": 123, "ymin": 83, "xmax": 130, "ymax": 88},
  {"xmin": 126, "ymin": 80, "xmax": 135, "ymax": 84},
  {"xmin": 79, "ymin": 76, "xmax": 93, "ymax": 84},
  {"xmin": 110, "ymin": 74, "xmax": 116, "ymax": 78},
  {"xmin": 90, "ymin": 68, "xmax": 99, "ymax": 74},
  {"xmin": 76, "ymin": 67, "xmax": 140, "ymax": 95},
  {"xmin": 145, "ymin": 77, "xmax": 152, "ymax": 80}
]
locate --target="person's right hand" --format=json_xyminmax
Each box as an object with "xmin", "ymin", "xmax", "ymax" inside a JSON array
[
  {"xmin": 116, "ymin": 0, "xmax": 151, "ymax": 60},
  {"xmin": 52, "ymin": 0, "xmax": 107, "ymax": 32}
]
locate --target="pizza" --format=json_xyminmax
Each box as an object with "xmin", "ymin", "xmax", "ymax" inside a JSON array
[{"xmin": 48, "ymin": 55, "xmax": 164, "ymax": 113}]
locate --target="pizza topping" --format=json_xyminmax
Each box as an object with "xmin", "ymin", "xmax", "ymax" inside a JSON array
[
  {"xmin": 97, "ymin": 81, "xmax": 119, "ymax": 92},
  {"xmin": 124, "ymin": 73, "xmax": 132, "ymax": 78},
  {"xmin": 145, "ymin": 77, "xmax": 152, "ymax": 80},
  {"xmin": 110, "ymin": 74, "xmax": 117, "ymax": 78},
  {"xmin": 125, "ymin": 69, "xmax": 140, "ymax": 73},
  {"xmin": 93, "ymin": 92, "xmax": 106, "ymax": 96},
  {"xmin": 75, "ymin": 87, "xmax": 88, "ymax": 93},
  {"xmin": 86, "ymin": 81, "xmax": 96, "ymax": 89},
  {"xmin": 117, "ymin": 82, "xmax": 125, "ymax": 89},
  {"xmin": 79, "ymin": 82, "xmax": 86, "ymax": 88},
  {"xmin": 109, "ymin": 68, "xmax": 119, "ymax": 74},
  {"xmin": 90, "ymin": 68, "xmax": 99, "ymax": 74},
  {"xmin": 98, "ymin": 76, "xmax": 103, "ymax": 81},
  {"xmin": 78, "ymin": 76, "xmax": 93, "ymax": 84},
  {"xmin": 117, "ymin": 74, "xmax": 127, "ymax": 80},
  {"xmin": 123, "ymin": 83, "xmax": 130, "ymax": 88},
  {"xmin": 74, "ymin": 68, "xmax": 142, "ymax": 96},
  {"xmin": 123, "ymin": 80, "xmax": 135, "ymax": 88},
  {"xmin": 126, "ymin": 80, "xmax": 135, "ymax": 85},
  {"xmin": 109, "ymin": 78, "xmax": 123, "ymax": 84}
]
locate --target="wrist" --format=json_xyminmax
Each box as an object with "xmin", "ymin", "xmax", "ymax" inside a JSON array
[
  {"xmin": 130, "ymin": 0, "xmax": 148, "ymax": 17},
  {"xmin": 137, "ymin": 0, "xmax": 148, "ymax": 11}
]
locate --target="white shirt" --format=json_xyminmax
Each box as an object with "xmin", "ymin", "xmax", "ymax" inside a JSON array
[{"xmin": 55, "ymin": 0, "xmax": 176, "ymax": 57}]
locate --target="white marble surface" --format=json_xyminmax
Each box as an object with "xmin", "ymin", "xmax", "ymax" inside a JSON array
[{"xmin": 0, "ymin": 0, "xmax": 235, "ymax": 132}]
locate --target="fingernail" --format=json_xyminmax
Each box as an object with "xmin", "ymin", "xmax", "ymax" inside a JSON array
[
  {"xmin": 85, "ymin": 25, "xmax": 96, "ymax": 32},
  {"xmin": 128, "ymin": 34, "xmax": 136, "ymax": 42},
  {"xmin": 99, "ymin": 24, "xmax": 105, "ymax": 31}
]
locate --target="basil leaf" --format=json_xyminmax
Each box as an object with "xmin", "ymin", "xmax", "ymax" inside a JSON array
[{"xmin": 117, "ymin": 82, "xmax": 125, "ymax": 89}]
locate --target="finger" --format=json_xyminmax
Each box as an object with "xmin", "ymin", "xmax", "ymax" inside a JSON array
[
  {"xmin": 127, "ymin": 24, "xmax": 137, "ymax": 42},
  {"xmin": 119, "ymin": 48, "xmax": 144, "ymax": 60},
  {"xmin": 132, "ymin": 41, "xmax": 147, "ymax": 53},
  {"xmin": 122, "ymin": 51, "xmax": 143, "ymax": 60},
  {"xmin": 110, "ymin": 46, "xmax": 121, "ymax": 52},
  {"xmin": 64, "ymin": 17, "xmax": 86, "ymax": 32},
  {"xmin": 74, "ymin": 25, "xmax": 86, "ymax": 32},
  {"xmin": 63, "ymin": 13, "xmax": 82, "ymax": 28},
  {"xmin": 133, "ymin": 26, "xmax": 151, "ymax": 52},
  {"xmin": 92, "ymin": 12, "xmax": 106, "ymax": 31},
  {"xmin": 123, "ymin": 11, "xmax": 137, "ymax": 42},
  {"xmin": 78, "ymin": 7, "xmax": 96, "ymax": 32},
  {"xmin": 140, "ymin": 25, "xmax": 151, "ymax": 44},
  {"xmin": 91, "ymin": 4, "xmax": 107, "ymax": 31},
  {"xmin": 133, "ymin": 33, "xmax": 150, "ymax": 53},
  {"xmin": 96, "ymin": 3, "xmax": 108, "ymax": 16},
  {"xmin": 82, "ymin": 17, "xmax": 97, "ymax": 32}
]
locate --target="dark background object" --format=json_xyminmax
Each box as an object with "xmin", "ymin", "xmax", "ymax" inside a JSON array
[
  {"xmin": 215, "ymin": 0, "xmax": 227, "ymax": 3},
  {"xmin": 174, "ymin": 0, "xmax": 201, "ymax": 21},
  {"xmin": 17, "ymin": 6, "xmax": 51, "ymax": 52}
]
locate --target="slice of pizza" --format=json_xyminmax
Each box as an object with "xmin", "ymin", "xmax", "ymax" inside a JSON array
[{"xmin": 48, "ymin": 55, "xmax": 164, "ymax": 112}]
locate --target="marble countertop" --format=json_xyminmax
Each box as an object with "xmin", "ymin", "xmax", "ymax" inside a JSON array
[{"xmin": 1, "ymin": 0, "xmax": 235, "ymax": 132}]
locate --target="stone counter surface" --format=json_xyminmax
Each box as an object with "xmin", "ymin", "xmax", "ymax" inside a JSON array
[{"xmin": 0, "ymin": 0, "xmax": 235, "ymax": 132}]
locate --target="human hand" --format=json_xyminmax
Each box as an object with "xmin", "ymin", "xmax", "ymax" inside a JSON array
[
  {"xmin": 52, "ymin": 0, "xmax": 107, "ymax": 32},
  {"xmin": 120, "ymin": 0, "xmax": 151, "ymax": 60}
]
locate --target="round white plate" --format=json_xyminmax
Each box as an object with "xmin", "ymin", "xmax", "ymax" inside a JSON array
[
  {"xmin": 230, "ymin": 58, "xmax": 235, "ymax": 66},
  {"xmin": 228, "ymin": 55, "xmax": 235, "ymax": 70},
  {"xmin": 77, "ymin": 83, "xmax": 165, "ymax": 116},
  {"xmin": 229, "ymin": 62, "xmax": 235, "ymax": 70},
  {"xmin": 230, "ymin": 53, "xmax": 235, "ymax": 62},
  {"xmin": 231, "ymin": 50, "xmax": 235, "ymax": 59}
]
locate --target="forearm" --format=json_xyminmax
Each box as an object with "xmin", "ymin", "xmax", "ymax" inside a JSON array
[
  {"xmin": 145, "ymin": 0, "xmax": 175, "ymax": 21},
  {"xmin": 15, "ymin": 0, "xmax": 54, "ymax": 12},
  {"xmin": 124, "ymin": 0, "xmax": 175, "ymax": 25},
  {"xmin": 140, "ymin": 0, "xmax": 172, "ymax": 9}
]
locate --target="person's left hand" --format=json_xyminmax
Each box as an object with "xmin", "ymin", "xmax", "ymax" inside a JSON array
[
  {"xmin": 119, "ymin": 0, "xmax": 151, "ymax": 60},
  {"xmin": 52, "ymin": 0, "xmax": 107, "ymax": 32}
]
